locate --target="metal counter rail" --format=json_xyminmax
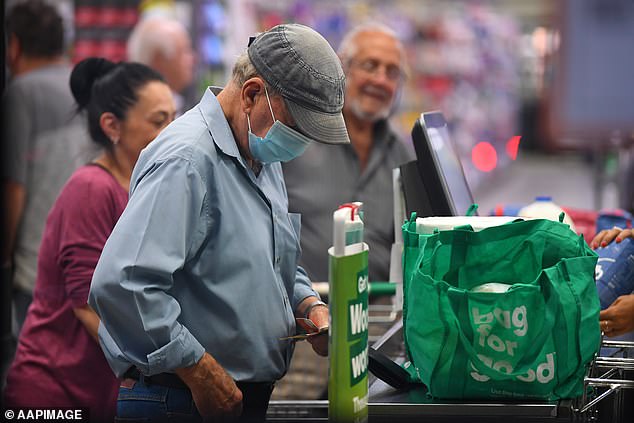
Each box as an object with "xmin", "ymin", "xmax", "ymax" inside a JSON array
[
  {"xmin": 267, "ymin": 398, "xmax": 569, "ymax": 422},
  {"xmin": 267, "ymin": 400, "xmax": 327, "ymax": 422},
  {"xmin": 267, "ymin": 387, "xmax": 571, "ymax": 422},
  {"xmin": 575, "ymin": 339, "xmax": 634, "ymax": 422}
]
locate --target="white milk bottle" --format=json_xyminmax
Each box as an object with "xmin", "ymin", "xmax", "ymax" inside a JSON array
[{"xmin": 518, "ymin": 196, "xmax": 577, "ymax": 233}]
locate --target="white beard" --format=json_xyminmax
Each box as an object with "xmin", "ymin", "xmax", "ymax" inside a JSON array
[{"xmin": 349, "ymin": 97, "xmax": 391, "ymax": 123}]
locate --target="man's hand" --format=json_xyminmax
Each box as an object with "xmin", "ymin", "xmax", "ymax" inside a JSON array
[
  {"xmin": 175, "ymin": 352, "xmax": 243, "ymax": 421},
  {"xmin": 600, "ymin": 295, "xmax": 634, "ymax": 337},
  {"xmin": 298, "ymin": 297, "xmax": 329, "ymax": 357}
]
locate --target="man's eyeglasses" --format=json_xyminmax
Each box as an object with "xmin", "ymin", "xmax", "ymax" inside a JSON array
[{"xmin": 350, "ymin": 59, "xmax": 403, "ymax": 82}]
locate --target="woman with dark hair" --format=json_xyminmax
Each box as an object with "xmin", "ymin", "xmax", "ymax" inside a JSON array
[{"xmin": 3, "ymin": 57, "xmax": 175, "ymax": 422}]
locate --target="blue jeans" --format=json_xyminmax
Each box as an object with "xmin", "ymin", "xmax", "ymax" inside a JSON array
[
  {"xmin": 116, "ymin": 376, "xmax": 273, "ymax": 422},
  {"xmin": 116, "ymin": 377, "xmax": 200, "ymax": 422}
]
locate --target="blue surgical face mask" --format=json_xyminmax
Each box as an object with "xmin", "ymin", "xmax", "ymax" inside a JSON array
[{"xmin": 247, "ymin": 86, "xmax": 310, "ymax": 164}]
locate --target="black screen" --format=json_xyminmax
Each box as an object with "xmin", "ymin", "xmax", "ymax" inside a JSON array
[{"xmin": 403, "ymin": 111, "xmax": 476, "ymax": 217}]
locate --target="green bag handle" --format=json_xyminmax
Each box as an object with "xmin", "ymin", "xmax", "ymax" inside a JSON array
[
  {"xmin": 466, "ymin": 203, "xmax": 479, "ymax": 216},
  {"xmin": 407, "ymin": 212, "xmax": 418, "ymax": 233},
  {"xmin": 419, "ymin": 233, "xmax": 448, "ymax": 279},
  {"xmin": 444, "ymin": 276, "xmax": 561, "ymax": 380},
  {"xmin": 438, "ymin": 226, "xmax": 474, "ymax": 284},
  {"xmin": 439, "ymin": 218, "xmax": 587, "ymax": 286},
  {"xmin": 417, "ymin": 226, "xmax": 474, "ymax": 284},
  {"xmin": 453, "ymin": 224, "xmax": 475, "ymax": 231}
]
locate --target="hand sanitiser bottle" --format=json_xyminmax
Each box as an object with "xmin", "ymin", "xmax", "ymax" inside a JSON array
[{"xmin": 328, "ymin": 202, "xmax": 369, "ymax": 423}]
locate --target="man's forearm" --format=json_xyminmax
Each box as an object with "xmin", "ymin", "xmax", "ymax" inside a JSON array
[{"xmin": 175, "ymin": 352, "xmax": 243, "ymax": 419}]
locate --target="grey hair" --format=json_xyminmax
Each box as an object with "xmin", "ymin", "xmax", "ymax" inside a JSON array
[
  {"xmin": 337, "ymin": 22, "xmax": 406, "ymax": 71},
  {"xmin": 127, "ymin": 16, "xmax": 185, "ymax": 64},
  {"xmin": 231, "ymin": 50, "xmax": 280, "ymax": 96}
]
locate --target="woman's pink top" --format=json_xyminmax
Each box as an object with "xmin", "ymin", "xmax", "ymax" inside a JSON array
[{"xmin": 4, "ymin": 164, "xmax": 128, "ymax": 422}]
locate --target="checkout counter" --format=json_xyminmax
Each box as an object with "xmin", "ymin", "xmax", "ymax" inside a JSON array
[{"xmin": 267, "ymin": 317, "xmax": 634, "ymax": 422}]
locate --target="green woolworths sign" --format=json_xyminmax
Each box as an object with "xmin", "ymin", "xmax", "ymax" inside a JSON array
[{"xmin": 328, "ymin": 246, "xmax": 369, "ymax": 423}]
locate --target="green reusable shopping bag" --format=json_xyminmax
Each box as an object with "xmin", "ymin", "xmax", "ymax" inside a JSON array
[{"xmin": 401, "ymin": 214, "xmax": 601, "ymax": 400}]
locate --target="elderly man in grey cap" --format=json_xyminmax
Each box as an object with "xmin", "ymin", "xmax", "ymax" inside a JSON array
[{"xmin": 89, "ymin": 23, "xmax": 348, "ymax": 422}]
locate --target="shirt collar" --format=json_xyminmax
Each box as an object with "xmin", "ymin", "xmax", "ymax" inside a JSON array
[{"xmin": 198, "ymin": 87, "xmax": 242, "ymax": 160}]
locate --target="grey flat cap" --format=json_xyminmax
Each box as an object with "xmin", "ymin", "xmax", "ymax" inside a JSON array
[{"xmin": 248, "ymin": 23, "xmax": 350, "ymax": 145}]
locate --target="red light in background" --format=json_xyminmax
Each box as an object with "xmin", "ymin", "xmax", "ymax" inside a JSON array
[
  {"xmin": 472, "ymin": 142, "xmax": 498, "ymax": 172},
  {"xmin": 506, "ymin": 136, "xmax": 521, "ymax": 160}
]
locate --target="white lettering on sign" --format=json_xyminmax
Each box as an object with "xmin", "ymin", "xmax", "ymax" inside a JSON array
[
  {"xmin": 358, "ymin": 274, "xmax": 368, "ymax": 293},
  {"xmin": 351, "ymin": 346, "xmax": 368, "ymax": 379},
  {"xmin": 353, "ymin": 393, "xmax": 369, "ymax": 413},
  {"xmin": 350, "ymin": 303, "xmax": 368, "ymax": 335}
]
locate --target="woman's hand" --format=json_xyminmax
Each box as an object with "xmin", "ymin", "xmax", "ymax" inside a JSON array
[
  {"xmin": 600, "ymin": 295, "xmax": 634, "ymax": 337},
  {"xmin": 591, "ymin": 227, "xmax": 633, "ymax": 249}
]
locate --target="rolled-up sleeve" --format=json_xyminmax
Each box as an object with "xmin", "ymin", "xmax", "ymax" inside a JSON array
[
  {"xmin": 89, "ymin": 153, "xmax": 209, "ymax": 375},
  {"xmin": 292, "ymin": 265, "xmax": 320, "ymax": 309}
]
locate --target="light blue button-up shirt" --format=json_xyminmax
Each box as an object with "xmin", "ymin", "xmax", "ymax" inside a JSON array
[{"xmin": 89, "ymin": 87, "xmax": 317, "ymax": 382}]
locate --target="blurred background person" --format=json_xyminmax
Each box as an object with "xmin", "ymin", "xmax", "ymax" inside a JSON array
[
  {"xmin": 283, "ymin": 22, "xmax": 413, "ymax": 285},
  {"xmin": 2, "ymin": 57, "xmax": 175, "ymax": 422},
  {"xmin": 126, "ymin": 14, "xmax": 195, "ymax": 114},
  {"xmin": 275, "ymin": 22, "xmax": 413, "ymax": 400},
  {"xmin": 1, "ymin": 0, "xmax": 98, "ymax": 384}
]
